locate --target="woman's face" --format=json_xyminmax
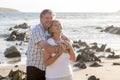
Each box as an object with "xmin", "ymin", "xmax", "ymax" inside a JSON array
[{"xmin": 51, "ymin": 21, "xmax": 62, "ymax": 34}]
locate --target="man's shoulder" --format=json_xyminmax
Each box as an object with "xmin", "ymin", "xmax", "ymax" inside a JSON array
[
  {"xmin": 34, "ymin": 24, "xmax": 41, "ymax": 28},
  {"xmin": 32, "ymin": 24, "xmax": 42, "ymax": 30}
]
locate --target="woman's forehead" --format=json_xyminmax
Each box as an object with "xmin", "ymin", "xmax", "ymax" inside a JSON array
[{"xmin": 53, "ymin": 21, "xmax": 60, "ymax": 24}]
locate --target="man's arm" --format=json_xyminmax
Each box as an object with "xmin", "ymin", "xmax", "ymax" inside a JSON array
[
  {"xmin": 38, "ymin": 40, "xmax": 58, "ymax": 54},
  {"xmin": 61, "ymin": 33, "xmax": 70, "ymax": 42}
]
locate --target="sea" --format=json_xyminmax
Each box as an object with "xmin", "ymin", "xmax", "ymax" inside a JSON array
[{"xmin": 0, "ymin": 12, "xmax": 120, "ymax": 68}]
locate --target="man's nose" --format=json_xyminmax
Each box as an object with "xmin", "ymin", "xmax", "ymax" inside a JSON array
[{"xmin": 48, "ymin": 18, "xmax": 52, "ymax": 22}]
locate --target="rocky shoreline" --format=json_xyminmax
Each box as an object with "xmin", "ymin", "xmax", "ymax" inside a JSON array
[{"xmin": 0, "ymin": 23, "xmax": 120, "ymax": 80}]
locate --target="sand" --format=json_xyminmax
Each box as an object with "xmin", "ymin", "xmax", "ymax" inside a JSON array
[
  {"xmin": 0, "ymin": 65, "xmax": 26, "ymax": 77},
  {"xmin": 73, "ymin": 58, "xmax": 120, "ymax": 80},
  {"xmin": 0, "ymin": 58, "xmax": 120, "ymax": 80}
]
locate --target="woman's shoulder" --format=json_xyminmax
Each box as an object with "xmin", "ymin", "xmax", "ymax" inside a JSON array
[
  {"xmin": 47, "ymin": 38, "xmax": 53, "ymax": 41},
  {"xmin": 47, "ymin": 38, "xmax": 55, "ymax": 45}
]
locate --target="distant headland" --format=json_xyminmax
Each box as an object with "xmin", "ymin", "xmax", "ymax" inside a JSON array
[{"xmin": 0, "ymin": 7, "xmax": 20, "ymax": 12}]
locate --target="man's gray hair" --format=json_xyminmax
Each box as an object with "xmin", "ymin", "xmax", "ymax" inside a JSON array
[{"xmin": 40, "ymin": 9, "xmax": 55, "ymax": 18}]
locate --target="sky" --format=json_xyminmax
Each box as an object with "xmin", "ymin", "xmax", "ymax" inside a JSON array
[{"xmin": 0, "ymin": 0, "xmax": 120, "ymax": 12}]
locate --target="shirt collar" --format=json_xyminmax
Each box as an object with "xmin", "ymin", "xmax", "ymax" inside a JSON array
[{"xmin": 39, "ymin": 23, "xmax": 46, "ymax": 32}]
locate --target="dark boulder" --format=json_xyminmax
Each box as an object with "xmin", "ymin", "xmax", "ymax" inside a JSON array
[
  {"xmin": 4, "ymin": 46, "xmax": 21, "ymax": 58},
  {"xmin": 90, "ymin": 62, "xmax": 102, "ymax": 67},
  {"xmin": 88, "ymin": 75, "xmax": 100, "ymax": 80},
  {"xmin": 14, "ymin": 23, "xmax": 30, "ymax": 29},
  {"xmin": 6, "ymin": 30, "xmax": 29, "ymax": 41}
]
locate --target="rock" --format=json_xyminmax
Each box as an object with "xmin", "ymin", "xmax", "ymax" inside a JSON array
[
  {"xmin": 88, "ymin": 75, "xmax": 100, "ymax": 80},
  {"xmin": 116, "ymin": 28, "xmax": 120, "ymax": 35},
  {"xmin": 107, "ymin": 54, "xmax": 120, "ymax": 59},
  {"xmin": 72, "ymin": 43, "xmax": 80, "ymax": 48},
  {"xmin": 90, "ymin": 62, "xmax": 102, "ymax": 67},
  {"xmin": 104, "ymin": 25, "xmax": 114, "ymax": 32},
  {"xmin": 8, "ymin": 69, "xmax": 26, "ymax": 80},
  {"xmin": 9, "ymin": 27, "xmax": 15, "ymax": 31},
  {"xmin": 96, "ymin": 44, "xmax": 106, "ymax": 52},
  {"xmin": 76, "ymin": 54, "xmax": 82, "ymax": 61},
  {"xmin": 105, "ymin": 48, "xmax": 111, "ymax": 52},
  {"xmin": 96, "ymin": 27, "xmax": 103, "ymax": 29},
  {"xmin": 4, "ymin": 46, "xmax": 21, "ymax": 58},
  {"xmin": 103, "ymin": 25, "xmax": 120, "ymax": 35},
  {"xmin": 15, "ymin": 65, "xmax": 19, "ymax": 68},
  {"xmin": 14, "ymin": 23, "xmax": 30, "ymax": 29},
  {"xmin": 113, "ymin": 62, "xmax": 120, "ymax": 65},
  {"xmin": 74, "ymin": 62, "xmax": 87, "ymax": 69},
  {"xmin": 16, "ymin": 32, "xmax": 28, "ymax": 41},
  {"xmin": 0, "ymin": 75, "xmax": 3, "ymax": 79},
  {"xmin": 6, "ymin": 30, "xmax": 29, "ymax": 41},
  {"xmin": 6, "ymin": 30, "xmax": 18, "ymax": 41}
]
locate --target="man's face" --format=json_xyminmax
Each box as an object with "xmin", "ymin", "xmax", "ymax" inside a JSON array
[{"xmin": 41, "ymin": 13, "xmax": 53, "ymax": 30}]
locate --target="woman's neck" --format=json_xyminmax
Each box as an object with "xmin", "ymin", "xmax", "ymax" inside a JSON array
[{"xmin": 52, "ymin": 34, "xmax": 61, "ymax": 41}]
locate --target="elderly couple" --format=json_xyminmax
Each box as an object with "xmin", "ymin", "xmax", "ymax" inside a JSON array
[{"xmin": 26, "ymin": 9, "xmax": 76, "ymax": 80}]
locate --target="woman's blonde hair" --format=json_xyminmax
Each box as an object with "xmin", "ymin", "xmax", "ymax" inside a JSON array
[{"xmin": 48, "ymin": 20, "xmax": 60, "ymax": 37}]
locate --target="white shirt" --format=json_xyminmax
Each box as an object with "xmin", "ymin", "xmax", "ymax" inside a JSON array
[{"xmin": 46, "ymin": 38, "xmax": 73, "ymax": 78}]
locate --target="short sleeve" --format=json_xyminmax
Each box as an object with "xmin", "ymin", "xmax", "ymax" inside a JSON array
[
  {"xmin": 31, "ymin": 26, "xmax": 46, "ymax": 44},
  {"xmin": 47, "ymin": 38, "xmax": 56, "ymax": 45}
]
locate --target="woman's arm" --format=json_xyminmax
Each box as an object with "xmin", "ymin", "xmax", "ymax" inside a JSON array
[
  {"xmin": 44, "ymin": 46, "xmax": 63, "ymax": 66},
  {"xmin": 67, "ymin": 42, "xmax": 76, "ymax": 62}
]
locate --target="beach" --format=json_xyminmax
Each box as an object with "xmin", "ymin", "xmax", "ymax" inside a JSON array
[
  {"xmin": 73, "ymin": 58, "xmax": 120, "ymax": 80},
  {"xmin": 0, "ymin": 65, "xmax": 26, "ymax": 77},
  {"xmin": 0, "ymin": 12, "xmax": 120, "ymax": 80},
  {"xmin": 0, "ymin": 58, "xmax": 120, "ymax": 80}
]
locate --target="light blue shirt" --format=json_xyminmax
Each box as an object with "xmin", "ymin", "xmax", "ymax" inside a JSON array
[{"xmin": 26, "ymin": 23, "xmax": 48, "ymax": 70}]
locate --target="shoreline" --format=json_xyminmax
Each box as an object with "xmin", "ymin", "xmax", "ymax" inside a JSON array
[{"xmin": 0, "ymin": 58, "xmax": 120, "ymax": 80}]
